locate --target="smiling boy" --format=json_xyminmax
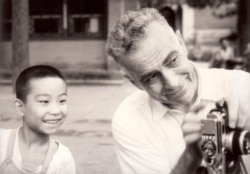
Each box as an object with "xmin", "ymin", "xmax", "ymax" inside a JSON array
[{"xmin": 0, "ymin": 65, "xmax": 76, "ymax": 174}]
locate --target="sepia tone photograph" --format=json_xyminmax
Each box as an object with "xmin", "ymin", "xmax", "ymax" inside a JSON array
[{"xmin": 1, "ymin": 0, "xmax": 250, "ymax": 174}]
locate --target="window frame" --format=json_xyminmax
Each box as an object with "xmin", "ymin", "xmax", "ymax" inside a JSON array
[{"xmin": 1, "ymin": 0, "xmax": 108, "ymax": 40}]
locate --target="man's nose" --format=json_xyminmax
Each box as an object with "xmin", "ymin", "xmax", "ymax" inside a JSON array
[{"xmin": 161, "ymin": 68, "xmax": 179, "ymax": 89}]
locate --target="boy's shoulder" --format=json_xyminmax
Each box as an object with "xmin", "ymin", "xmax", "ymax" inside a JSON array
[
  {"xmin": 0, "ymin": 128, "xmax": 16, "ymax": 140},
  {"xmin": 0, "ymin": 128, "xmax": 16, "ymax": 162},
  {"xmin": 51, "ymin": 139, "xmax": 74, "ymax": 159},
  {"xmin": 48, "ymin": 139, "xmax": 75, "ymax": 170},
  {"xmin": 0, "ymin": 128, "xmax": 15, "ymax": 133}
]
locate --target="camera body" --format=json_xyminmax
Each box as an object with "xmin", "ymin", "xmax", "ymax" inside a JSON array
[{"xmin": 200, "ymin": 99, "xmax": 250, "ymax": 174}]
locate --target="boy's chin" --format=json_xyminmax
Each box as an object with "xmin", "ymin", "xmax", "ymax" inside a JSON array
[
  {"xmin": 35, "ymin": 127, "xmax": 60, "ymax": 136},
  {"xmin": 43, "ymin": 127, "xmax": 60, "ymax": 135}
]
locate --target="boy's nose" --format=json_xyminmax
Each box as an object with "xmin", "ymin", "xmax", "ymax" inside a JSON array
[{"xmin": 49, "ymin": 103, "xmax": 61, "ymax": 115}]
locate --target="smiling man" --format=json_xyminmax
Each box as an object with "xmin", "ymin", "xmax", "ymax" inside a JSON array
[{"xmin": 106, "ymin": 8, "xmax": 250, "ymax": 174}]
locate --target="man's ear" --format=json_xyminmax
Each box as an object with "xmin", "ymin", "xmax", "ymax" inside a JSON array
[
  {"xmin": 176, "ymin": 30, "xmax": 188, "ymax": 56},
  {"xmin": 14, "ymin": 99, "xmax": 24, "ymax": 116},
  {"xmin": 122, "ymin": 71, "xmax": 143, "ymax": 90}
]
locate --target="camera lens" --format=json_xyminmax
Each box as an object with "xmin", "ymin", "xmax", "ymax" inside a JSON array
[{"xmin": 225, "ymin": 130, "xmax": 250, "ymax": 154}]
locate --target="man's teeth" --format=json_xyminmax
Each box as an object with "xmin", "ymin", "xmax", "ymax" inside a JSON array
[{"xmin": 43, "ymin": 120, "xmax": 60, "ymax": 124}]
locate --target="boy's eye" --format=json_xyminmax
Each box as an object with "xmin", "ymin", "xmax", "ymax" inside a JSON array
[
  {"xmin": 60, "ymin": 99, "xmax": 67, "ymax": 104},
  {"xmin": 39, "ymin": 100, "xmax": 49, "ymax": 104}
]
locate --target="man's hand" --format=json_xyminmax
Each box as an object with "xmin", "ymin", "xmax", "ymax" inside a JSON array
[
  {"xmin": 182, "ymin": 104, "xmax": 205, "ymax": 145},
  {"xmin": 170, "ymin": 104, "xmax": 205, "ymax": 174}
]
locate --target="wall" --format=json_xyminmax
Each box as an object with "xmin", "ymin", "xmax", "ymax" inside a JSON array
[
  {"xmin": 1, "ymin": 40, "xmax": 107, "ymax": 70},
  {"xmin": 1, "ymin": 0, "xmax": 141, "ymax": 71}
]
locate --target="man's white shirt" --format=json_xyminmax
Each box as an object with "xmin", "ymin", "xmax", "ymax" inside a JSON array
[{"xmin": 112, "ymin": 67, "xmax": 250, "ymax": 174}]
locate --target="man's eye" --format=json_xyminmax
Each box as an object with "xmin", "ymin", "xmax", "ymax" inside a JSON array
[
  {"xmin": 144, "ymin": 73, "xmax": 158, "ymax": 83},
  {"xmin": 172, "ymin": 57, "xmax": 177, "ymax": 63}
]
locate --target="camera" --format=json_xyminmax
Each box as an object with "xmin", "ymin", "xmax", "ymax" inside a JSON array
[{"xmin": 198, "ymin": 99, "xmax": 250, "ymax": 174}]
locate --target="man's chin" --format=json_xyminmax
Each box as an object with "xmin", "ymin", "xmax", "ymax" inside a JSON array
[{"xmin": 160, "ymin": 98, "xmax": 193, "ymax": 108}]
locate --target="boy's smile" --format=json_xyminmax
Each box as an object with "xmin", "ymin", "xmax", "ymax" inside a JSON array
[
  {"xmin": 21, "ymin": 77, "xmax": 67, "ymax": 135},
  {"xmin": 43, "ymin": 119, "xmax": 63, "ymax": 124}
]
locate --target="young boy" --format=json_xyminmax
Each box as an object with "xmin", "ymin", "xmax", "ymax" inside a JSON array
[{"xmin": 0, "ymin": 65, "xmax": 76, "ymax": 174}]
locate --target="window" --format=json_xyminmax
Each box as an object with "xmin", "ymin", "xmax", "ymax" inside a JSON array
[
  {"xmin": 67, "ymin": 0, "xmax": 107, "ymax": 38},
  {"xmin": 29, "ymin": 0, "xmax": 63, "ymax": 38},
  {"xmin": 1, "ymin": 0, "xmax": 107, "ymax": 40},
  {"xmin": 2, "ymin": 0, "xmax": 12, "ymax": 39}
]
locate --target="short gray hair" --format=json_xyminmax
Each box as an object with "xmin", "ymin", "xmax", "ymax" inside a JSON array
[{"xmin": 105, "ymin": 8, "xmax": 167, "ymax": 63}]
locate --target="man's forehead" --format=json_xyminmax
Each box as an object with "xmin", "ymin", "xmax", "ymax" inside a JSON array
[
  {"xmin": 144, "ymin": 21, "xmax": 176, "ymax": 40},
  {"xmin": 119, "ymin": 21, "xmax": 180, "ymax": 79}
]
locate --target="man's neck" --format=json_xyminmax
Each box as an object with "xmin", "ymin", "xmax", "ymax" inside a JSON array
[{"xmin": 163, "ymin": 103, "xmax": 189, "ymax": 113}]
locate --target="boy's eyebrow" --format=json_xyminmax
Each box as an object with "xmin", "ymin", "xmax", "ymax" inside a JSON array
[
  {"xmin": 59, "ymin": 93, "xmax": 67, "ymax": 96},
  {"xmin": 35, "ymin": 93, "xmax": 67, "ymax": 98},
  {"xmin": 35, "ymin": 94, "xmax": 50, "ymax": 98}
]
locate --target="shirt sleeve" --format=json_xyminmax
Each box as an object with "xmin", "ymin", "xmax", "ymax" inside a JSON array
[
  {"xmin": 112, "ymin": 105, "xmax": 171, "ymax": 174},
  {"xmin": 237, "ymin": 70, "xmax": 250, "ymax": 130},
  {"xmin": 224, "ymin": 70, "xmax": 250, "ymax": 130},
  {"xmin": 0, "ymin": 129, "xmax": 12, "ymax": 164}
]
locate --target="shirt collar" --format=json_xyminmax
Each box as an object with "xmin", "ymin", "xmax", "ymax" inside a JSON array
[
  {"xmin": 150, "ymin": 97, "xmax": 169, "ymax": 121},
  {"xmin": 150, "ymin": 97, "xmax": 186, "ymax": 122}
]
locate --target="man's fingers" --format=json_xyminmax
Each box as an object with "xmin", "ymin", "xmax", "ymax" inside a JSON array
[
  {"xmin": 190, "ymin": 104, "xmax": 206, "ymax": 113},
  {"xmin": 182, "ymin": 115, "xmax": 201, "ymax": 144},
  {"xmin": 184, "ymin": 133, "xmax": 201, "ymax": 145},
  {"xmin": 182, "ymin": 122, "xmax": 201, "ymax": 135},
  {"xmin": 181, "ymin": 102, "xmax": 205, "ymax": 145}
]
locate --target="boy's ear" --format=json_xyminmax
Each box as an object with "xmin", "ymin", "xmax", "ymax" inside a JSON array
[
  {"xmin": 176, "ymin": 30, "xmax": 188, "ymax": 56},
  {"xmin": 14, "ymin": 99, "xmax": 24, "ymax": 116}
]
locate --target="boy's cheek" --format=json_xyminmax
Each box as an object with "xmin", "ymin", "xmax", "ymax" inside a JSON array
[{"xmin": 62, "ymin": 106, "xmax": 68, "ymax": 116}]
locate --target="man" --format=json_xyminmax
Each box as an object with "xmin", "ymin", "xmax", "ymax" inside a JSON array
[{"xmin": 106, "ymin": 8, "xmax": 250, "ymax": 174}]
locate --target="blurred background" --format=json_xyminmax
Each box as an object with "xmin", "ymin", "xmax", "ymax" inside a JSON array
[{"xmin": 0, "ymin": 0, "xmax": 250, "ymax": 173}]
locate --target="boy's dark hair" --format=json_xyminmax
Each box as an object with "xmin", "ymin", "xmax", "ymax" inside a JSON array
[{"xmin": 15, "ymin": 65, "xmax": 66, "ymax": 102}]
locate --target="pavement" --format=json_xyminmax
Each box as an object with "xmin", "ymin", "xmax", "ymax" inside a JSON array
[{"xmin": 0, "ymin": 80, "xmax": 138, "ymax": 174}]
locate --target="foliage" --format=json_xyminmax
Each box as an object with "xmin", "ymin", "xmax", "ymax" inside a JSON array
[
  {"xmin": 185, "ymin": 0, "xmax": 236, "ymax": 8},
  {"xmin": 140, "ymin": 0, "xmax": 238, "ymax": 18},
  {"xmin": 188, "ymin": 45, "xmax": 215, "ymax": 62}
]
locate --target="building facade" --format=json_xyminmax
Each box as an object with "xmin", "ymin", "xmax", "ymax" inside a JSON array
[{"xmin": 1, "ymin": 0, "xmax": 236, "ymax": 74}]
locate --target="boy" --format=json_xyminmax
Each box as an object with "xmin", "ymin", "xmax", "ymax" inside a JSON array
[{"xmin": 0, "ymin": 65, "xmax": 76, "ymax": 174}]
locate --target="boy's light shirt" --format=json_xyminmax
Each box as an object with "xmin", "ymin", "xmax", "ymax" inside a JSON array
[
  {"xmin": 0, "ymin": 127, "xmax": 76, "ymax": 174},
  {"xmin": 13, "ymin": 127, "xmax": 43, "ymax": 173}
]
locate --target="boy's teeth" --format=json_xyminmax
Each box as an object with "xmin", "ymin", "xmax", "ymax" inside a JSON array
[{"xmin": 44, "ymin": 120, "xmax": 60, "ymax": 124}]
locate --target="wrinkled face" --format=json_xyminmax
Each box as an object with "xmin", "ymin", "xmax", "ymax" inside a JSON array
[
  {"xmin": 123, "ymin": 21, "xmax": 198, "ymax": 109},
  {"xmin": 20, "ymin": 77, "xmax": 67, "ymax": 135}
]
